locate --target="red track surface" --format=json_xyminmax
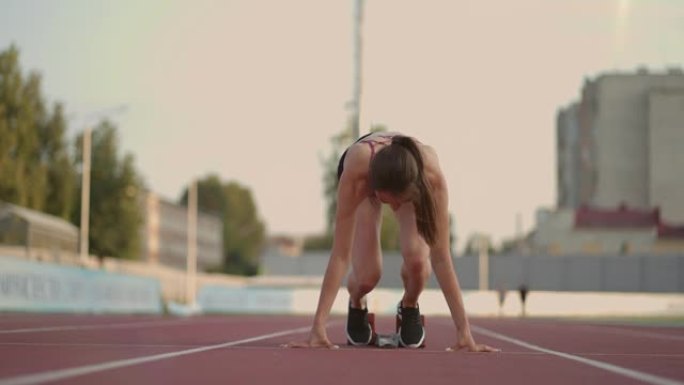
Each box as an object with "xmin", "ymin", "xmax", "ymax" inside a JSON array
[{"xmin": 0, "ymin": 313, "xmax": 682, "ymax": 385}]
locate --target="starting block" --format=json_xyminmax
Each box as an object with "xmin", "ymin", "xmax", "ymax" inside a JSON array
[{"xmin": 369, "ymin": 313, "xmax": 427, "ymax": 349}]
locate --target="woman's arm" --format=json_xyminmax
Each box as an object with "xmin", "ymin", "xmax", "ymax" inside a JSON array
[
  {"xmin": 286, "ymin": 145, "xmax": 369, "ymax": 348},
  {"xmin": 427, "ymin": 155, "xmax": 499, "ymax": 352},
  {"xmin": 310, "ymin": 168, "xmax": 364, "ymax": 331}
]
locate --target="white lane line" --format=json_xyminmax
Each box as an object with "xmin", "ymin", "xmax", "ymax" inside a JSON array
[
  {"xmin": 0, "ymin": 325, "xmax": 311, "ymax": 385},
  {"xmin": 576, "ymin": 325, "xmax": 684, "ymax": 342},
  {"xmin": 511, "ymin": 321, "xmax": 684, "ymax": 342},
  {"xmin": 0, "ymin": 342, "xmax": 201, "ymax": 349},
  {"xmin": 578, "ymin": 353, "xmax": 684, "ymax": 358},
  {"xmin": 489, "ymin": 351, "xmax": 684, "ymax": 358},
  {"xmin": 472, "ymin": 325, "xmax": 684, "ymax": 385},
  {"xmin": 0, "ymin": 318, "xmax": 220, "ymax": 334}
]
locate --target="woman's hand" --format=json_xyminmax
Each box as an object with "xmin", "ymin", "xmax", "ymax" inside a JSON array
[
  {"xmin": 282, "ymin": 328, "xmax": 339, "ymax": 349},
  {"xmin": 447, "ymin": 333, "xmax": 500, "ymax": 353}
]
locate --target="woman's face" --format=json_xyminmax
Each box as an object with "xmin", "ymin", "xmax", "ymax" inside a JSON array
[{"xmin": 375, "ymin": 190, "xmax": 411, "ymax": 210}]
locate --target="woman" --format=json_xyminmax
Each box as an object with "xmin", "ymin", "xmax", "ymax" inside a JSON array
[{"xmin": 287, "ymin": 132, "xmax": 498, "ymax": 352}]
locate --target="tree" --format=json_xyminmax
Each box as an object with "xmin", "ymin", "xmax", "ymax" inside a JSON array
[
  {"xmin": 1, "ymin": 45, "xmax": 141, "ymax": 258},
  {"xmin": 0, "ymin": 45, "xmax": 74, "ymax": 219},
  {"xmin": 41, "ymin": 103, "xmax": 76, "ymax": 219},
  {"xmin": 0, "ymin": 45, "xmax": 47, "ymax": 210},
  {"xmin": 73, "ymin": 121, "xmax": 143, "ymax": 259},
  {"xmin": 321, "ymin": 117, "xmax": 355, "ymax": 235},
  {"xmin": 180, "ymin": 175, "xmax": 266, "ymax": 276},
  {"xmin": 304, "ymin": 118, "xmax": 354, "ymax": 250}
]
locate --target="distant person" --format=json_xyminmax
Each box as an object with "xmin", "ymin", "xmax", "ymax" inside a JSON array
[
  {"xmin": 497, "ymin": 285, "xmax": 507, "ymax": 317},
  {"xmin": 286, "ymin": 132, "xmax": 498, "ymax": 352},
  {"xmin": 518, "ymin": 284, "xmax": 529, "ymax": 317}
]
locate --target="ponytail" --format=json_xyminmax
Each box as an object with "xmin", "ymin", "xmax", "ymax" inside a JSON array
[{"xmin": 391, "ymin": 136, "xmax": 438, "ymax": 246}]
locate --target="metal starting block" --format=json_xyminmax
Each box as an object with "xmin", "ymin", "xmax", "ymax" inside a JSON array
[
  {"xmin": 372, "ymin": 312, "xmax": 427, "ymax": 348},
  {"xmin": 375, "ymin": 333, "xmax": 400, "ymax": 348}
]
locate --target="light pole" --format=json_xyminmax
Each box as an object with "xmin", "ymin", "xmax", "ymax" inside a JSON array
[
  {"xmin": 478, "ymin": 235, "xmax": 490, "ymax": 291},
  {"xmin": 186, "ymin": 179, "xmax": 198, "ymax": 305},
  {"xmin": 351, "ymin": 0, "xmax": 364, "ymax": 141},
  {"xmin": 75, "ymin": 105, "xmax": 128, "ymax": 263},
  {"xmin": 79, "ymin": 128, "xmax": 92, "ymax": 263}
]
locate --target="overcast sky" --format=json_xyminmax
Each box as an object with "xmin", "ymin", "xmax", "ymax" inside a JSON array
[{"xmin": 2, "ymin": 0, "xmax": 682, "ymax": 248}]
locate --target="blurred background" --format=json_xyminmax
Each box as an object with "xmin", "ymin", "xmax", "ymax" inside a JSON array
[{"xmin": 0, "ymin": 0, "xmax": 683, "ymax": 317}]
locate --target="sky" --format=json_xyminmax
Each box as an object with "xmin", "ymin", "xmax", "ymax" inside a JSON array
[{"xmin": 1, "ymin": 0, "xmax": 683, "ymax": 249}]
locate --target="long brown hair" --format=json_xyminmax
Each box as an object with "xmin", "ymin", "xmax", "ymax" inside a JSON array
[{"xmin": 369, "ymin": 136, "xmax": 438, "ymax": 245}]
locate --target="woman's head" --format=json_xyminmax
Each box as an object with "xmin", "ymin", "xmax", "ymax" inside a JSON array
[
  {"xmin": 369, "ymin": 136, "xmax": 420, "ymax": 197},
  {"xmin": 369, "ymin": 136, "xmax": 438, "ymax": 245}
]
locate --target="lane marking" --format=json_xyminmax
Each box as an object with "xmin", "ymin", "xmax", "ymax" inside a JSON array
[
  {"xmin": 0, "ymin": 325, "xmax": 311, "ymax": 385},
  {"xmin": 477, "ymin": 351, "xmax": 684, "ymax": 358},
  {"xmin": 472, "ymin": 325, "xmax": 684, "ymax": 385},
  {"xmin": 0, "ymin": 342, "xmax": 202, "ymax": 349},
  {"xmin": 0, "ymin": 318, "xmax": 231, "ymax": 334},
  {"xmin": 507, "ymin": 321, "xmax": 684, "ymax": 342},
  {"xmin": 573, "ymin": 325, "xmax": 684, "ymax": 342}
]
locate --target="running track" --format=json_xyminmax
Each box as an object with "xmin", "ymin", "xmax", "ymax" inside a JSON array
[{"xmin": 0, "ymin": 314, "xmax": 682, "ymax": 385}]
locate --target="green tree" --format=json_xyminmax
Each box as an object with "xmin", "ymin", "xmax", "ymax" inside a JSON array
[
  {"xmin": 379, "ymin": 206, "xmax": 400, "ymax": 250},
  {"xmin": 0, "ymin": 45, "xmax": 75, "ymax": 219},
  {"xmin": 181, "ymin": 175, "xmax": 266, "ymax": 276},
  {"xmin": 41, "ymin": 103, "xmax": 76, "ymax": 219},
  {"xmin": 321, "ymin": 118, "xmax": 355, "ymax": 235},
  {"xmin": 74, "ymin": 121, "xmax": 143, "ymax": 259},
  {"xmin": 0, "ymin": 45, "xmax": 47, "ymax": 210}
]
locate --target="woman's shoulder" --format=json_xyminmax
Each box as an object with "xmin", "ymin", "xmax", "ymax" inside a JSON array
[{"xmin": 343, "ymin": 140, "xmax": 372, "ymax": 175}]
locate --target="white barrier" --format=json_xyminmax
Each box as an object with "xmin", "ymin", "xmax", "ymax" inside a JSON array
[
  {"xmin": 0, "ymin": 256, "xmax": 163, "ymax": 314},
  {"xmin": 3, "ymin": 248, "xmax": 682, "ymax": 319},
  {"xmin": 198, "ymin": 285, "xmax": 293, "ymax": 314},
  {"xmin": 197, "ymin": 283, "xmax": 684, "ymax": 318}
]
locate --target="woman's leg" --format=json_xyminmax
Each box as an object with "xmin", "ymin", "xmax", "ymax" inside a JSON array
[
  {"xmin": 395, "ymin": 202, "xmax": 431, "ymax": 307},
  {"xmin": 394, "ymin": 202, "xmax": 430, "ymax": 347},
  {"xmin": 346, "ymin": 197, "xmax": 383, "ymax": 308},
  {"xmin": 345, "ymin": 197, "xmax": 383, "ymax": 345}
]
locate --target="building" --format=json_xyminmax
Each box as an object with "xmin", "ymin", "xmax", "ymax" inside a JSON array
[
  {"xmin": 556, "ymin": 103, "xmax": 580, "ymax": 208},
  {"xmin": 0, "ymin": 202, "xmax": 79, "ymax": 257},
  {"xmin": 537, "ymin": 68, "xmax": 684, "ymax": 255},
  {"xmin": 556, "ymin": 69, "xmax": 684, "ymax": 223},
  {"xmin": 532, "ymin": 204, "xmax": 684, "ymax": 255},
  {"xmin": 138, "ymin": 191, "xmax": 223, "ymax": 271}
]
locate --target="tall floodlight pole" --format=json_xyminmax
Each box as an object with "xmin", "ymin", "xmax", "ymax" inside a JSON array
[
  {"xmin": 478, "ymin": 235, "xmax": 490, "ymax": 291},
  {"xmin": 79, "ymin": 128, "xmax": 92, "ymax": 263},
  {"xmin": 351, "ymin": 0, "xmax": 364, "ymax": 141},
  {"xmin": 186, "ymin": 180, "xmax": 198, "ymax": 305},
  {"xmin": 75, "ymin": 105, "xmax": 127, "ymax": 263}
]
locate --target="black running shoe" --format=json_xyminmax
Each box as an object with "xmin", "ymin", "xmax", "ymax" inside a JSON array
[
  {"xmin": 346, "ymin": 302, "xmax": 373, "ymax": 346},
  {"xmin": 397, "ymin": 302, "xmax": 425, "ymax": 348}
]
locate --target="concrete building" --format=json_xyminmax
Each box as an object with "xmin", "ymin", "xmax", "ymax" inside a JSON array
[
  {"xmin": 533, "ymin": 206, "xmax": 656, "ymax": 255},
  {"xmin": 556, "ymin": 103, "xmax": 580, "ymax": 208},
  {"xmin": 138, "ymin": 191, "xmax": 223, "ymax": 271},
  {"xmin": 649, "ymin": 89, "xmax": 684, "ymax": 223},
  {"xmin": 556, "ymin": 69, "xmax": 684, "ymax": 222},
  {"xmin": 0, "ymin": 202, "xmax": 79, "ymax": 257},
  {"xmin": 532, "ymin": 203, "xmax": 684, "ymax": 255}
]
